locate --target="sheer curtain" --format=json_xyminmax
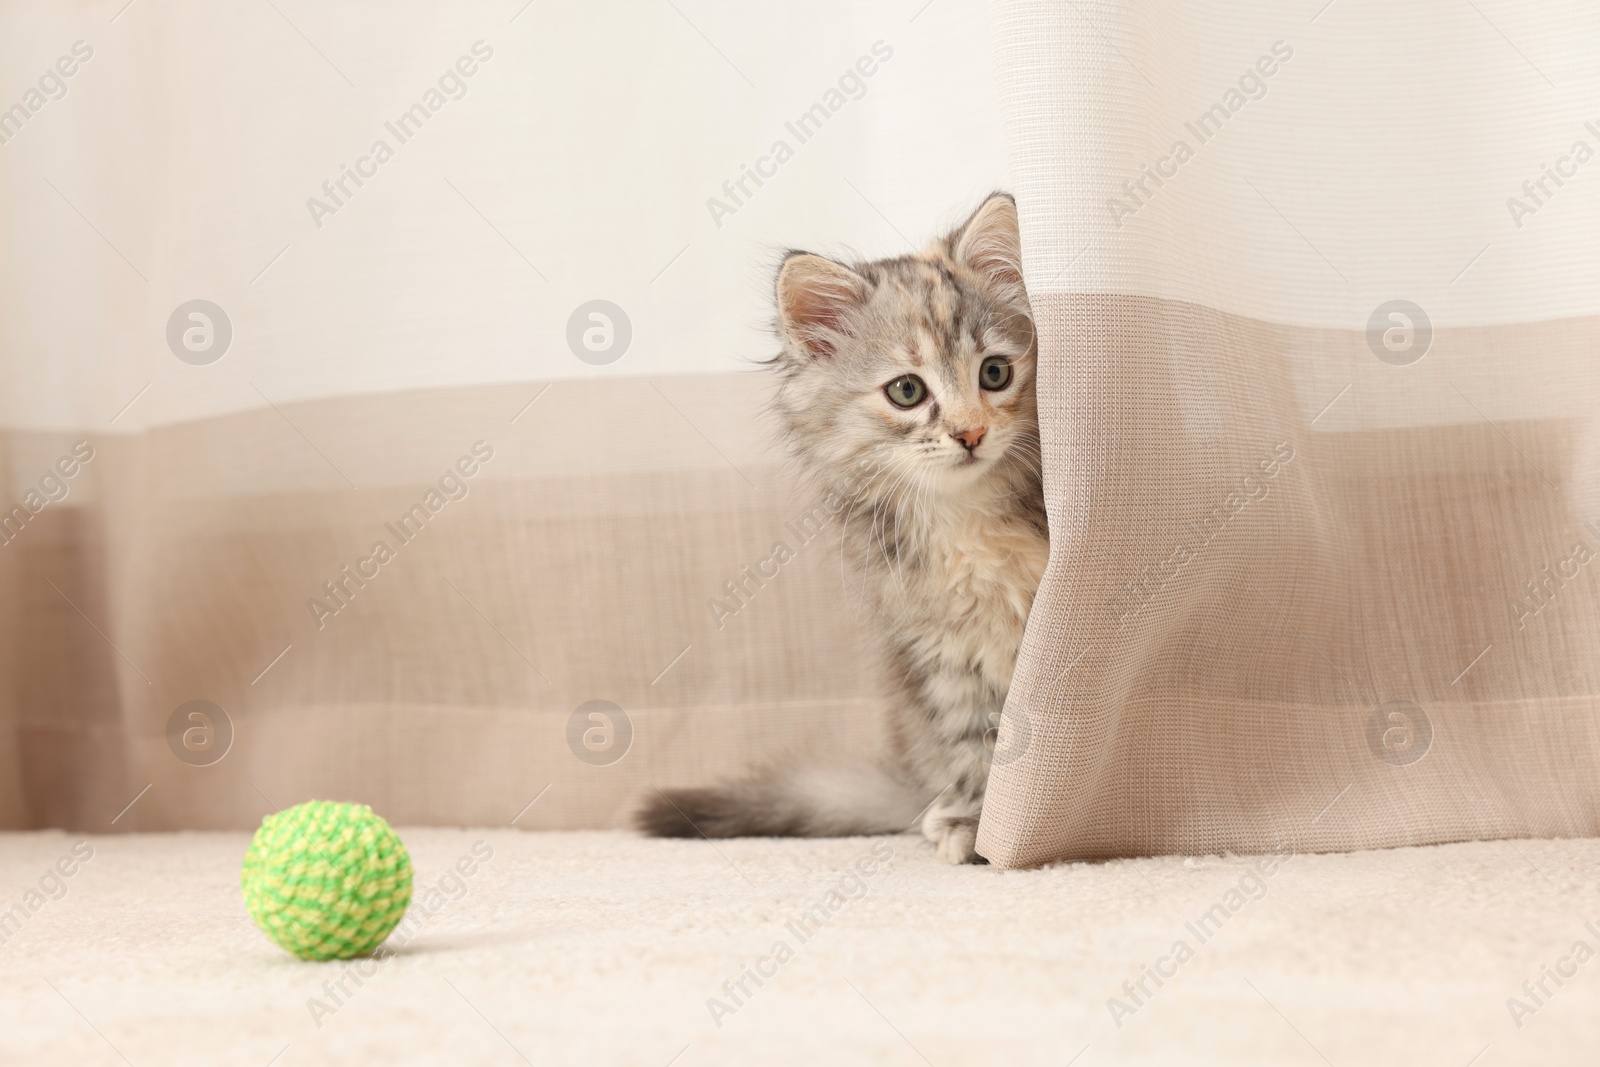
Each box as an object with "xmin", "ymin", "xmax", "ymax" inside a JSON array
[
  {"xmin": 0, "ymin": 0, "xmax": 1007, "ymax": 831},
  {"xmin": 980, "ymin": 0, "xmax": 1600, "ymax": 867}
]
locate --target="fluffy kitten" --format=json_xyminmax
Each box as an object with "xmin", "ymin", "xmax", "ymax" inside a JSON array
[{"xmin": 637, "ymin": 192, "xmax": 1047, "ymax": 863}]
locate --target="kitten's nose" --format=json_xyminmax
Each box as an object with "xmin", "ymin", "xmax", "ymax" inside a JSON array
[{"xmin": 952, "ymin": 426, "xmax": 987, "ymax": 451}]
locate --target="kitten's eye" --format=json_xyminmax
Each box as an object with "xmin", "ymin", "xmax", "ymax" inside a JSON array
[
  {"xmin": 884, "ymin": 375, "xmax": 927, "ymax": 408},
  {"xmin": 979, "ymin": 356, "xmax": 1013, "ymax": 391}
]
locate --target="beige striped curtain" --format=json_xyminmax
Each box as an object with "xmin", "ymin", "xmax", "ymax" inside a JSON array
[
  {"xmin": 10, "ymin": 0, "xmax": 1597, "ymax": 874},
  {"xmin": 978, "ymin": 0, "xmax": 1600, "ymax": 867},
  {"xmin": 0, "ymin": 0, "xmax": 1004, "ymax": 832}
]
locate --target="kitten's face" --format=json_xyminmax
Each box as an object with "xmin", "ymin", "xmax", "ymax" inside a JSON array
[{"xmin": 771, "ymin": 193, "xmax": 1038, "ymax": 500}]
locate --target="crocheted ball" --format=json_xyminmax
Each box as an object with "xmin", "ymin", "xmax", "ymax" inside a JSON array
[{"xmin": 241, "ymin": 800, "xmax": 413, "ymax": 961}]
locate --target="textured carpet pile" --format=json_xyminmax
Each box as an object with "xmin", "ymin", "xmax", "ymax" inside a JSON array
[{"xmin": 2, "ymin": 829, "xmax": 1598, "ymax": 1065}]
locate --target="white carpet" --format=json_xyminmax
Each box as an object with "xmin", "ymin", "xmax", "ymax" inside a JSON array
[{"xmin": 3, "ymin": 828, "xmax": 1599, "ymax": 1065}]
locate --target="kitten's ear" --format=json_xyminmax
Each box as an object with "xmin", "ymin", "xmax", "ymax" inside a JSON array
[
  {"xmin": 776, "ymin": 253, "xmax": 868, "ymax": 361},
  {"xmin": 953, "ymin": 192, "xmax": 1026, "ymax": 305}
]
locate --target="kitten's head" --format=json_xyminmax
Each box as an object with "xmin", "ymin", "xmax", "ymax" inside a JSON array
[{"xmin": 769, "ymin": 192, "xmax": 1037, "ymax": 500}]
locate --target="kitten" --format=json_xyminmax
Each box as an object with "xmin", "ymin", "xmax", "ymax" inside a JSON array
[{"xmin": 636, "ymin": 192, "xmax": 1047, "ymax": 864}]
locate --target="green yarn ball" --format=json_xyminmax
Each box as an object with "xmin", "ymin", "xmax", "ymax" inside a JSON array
[{"xmin": 241, "ymin": 800, "xmax": 413, "ymax": 961}]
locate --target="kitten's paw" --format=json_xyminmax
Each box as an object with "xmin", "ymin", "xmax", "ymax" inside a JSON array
[
  {"xmin": 921, "ymin": 796, "xmax": 985, "ymax": 864},
  {"xmin": 930, "ymin": 817, "xmax": 980, "ymax": 864},
  {"xmin": 937, "ymin": 821, "xmax": 978, "ymax": 864}
]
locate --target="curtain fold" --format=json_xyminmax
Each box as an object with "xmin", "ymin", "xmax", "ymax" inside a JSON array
[{"xmin": 979, "ymin": 0, "xmax": 1600, "ymax": 867}]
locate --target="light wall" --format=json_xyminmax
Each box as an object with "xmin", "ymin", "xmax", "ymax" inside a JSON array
[{"xmin": 0, "ymin": 0, "xmax": 1008, "ymax": 435}]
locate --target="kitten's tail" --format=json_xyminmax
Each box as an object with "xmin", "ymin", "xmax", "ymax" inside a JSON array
[{"xmin": 635, "ymin": 761, "xmax": 928, "ymax": 839}]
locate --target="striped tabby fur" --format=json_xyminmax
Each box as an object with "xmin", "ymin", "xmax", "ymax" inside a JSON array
[{"xmin": 636, "ymin": 193, "xmax": 1047, "ymax": 863}]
